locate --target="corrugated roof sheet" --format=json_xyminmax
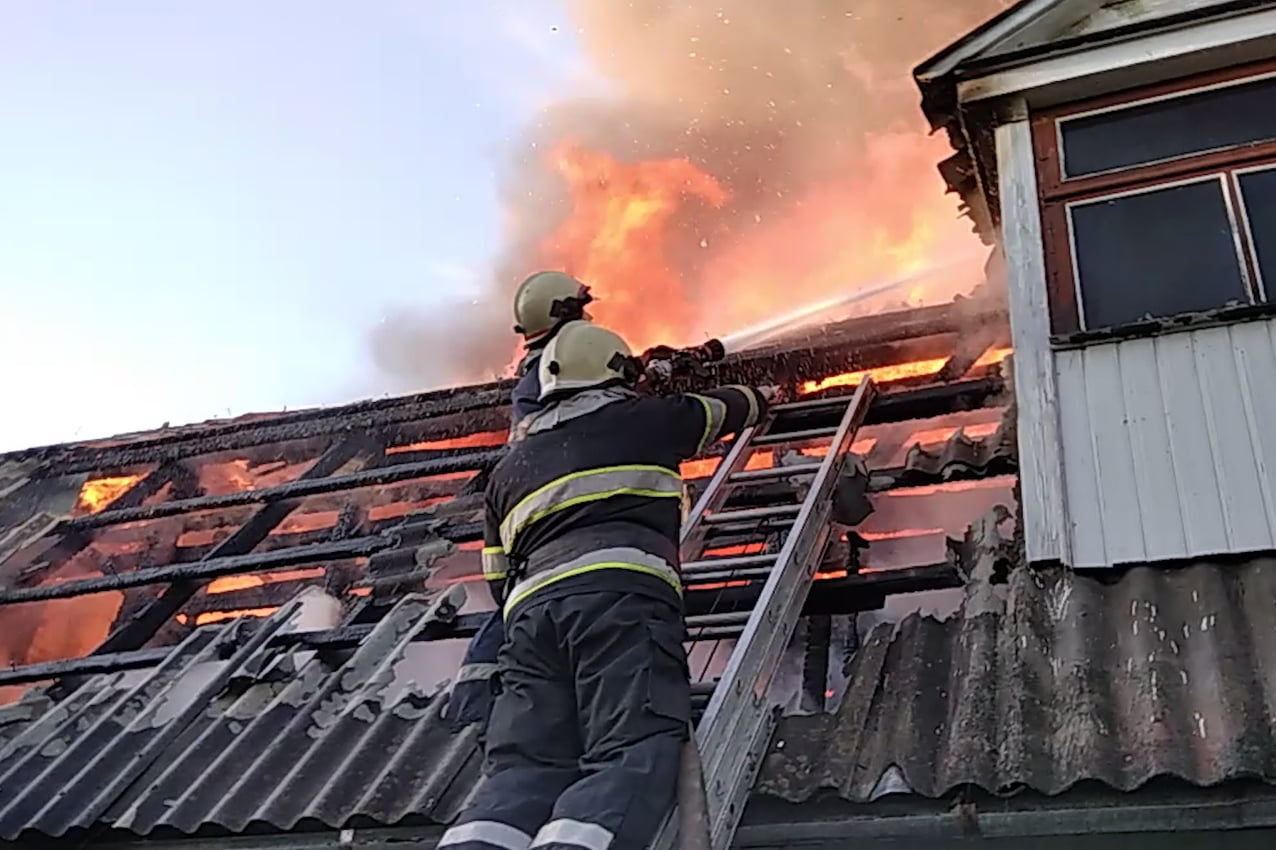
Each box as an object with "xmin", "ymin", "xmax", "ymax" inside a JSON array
[
  {"xmin": 0, "ymin": 589, "xmax": 481, "ymax": 841},
  {"xmin": 9, "ymin": 505, "xmax": 1272, "ymax": 842},
  {"xmin": 755, "ymin": 543, "xmax": 1276, "ymax": 805}
]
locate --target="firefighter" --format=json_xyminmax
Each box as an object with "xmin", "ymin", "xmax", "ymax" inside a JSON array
[
  {"xmin": 509, "ymin": 270, "xmax": 594, "ymax": 428},
  {"xmin": 442, "ymin": 271, "xmax": 594, "ymax": 734},
  {"xmin": 437, "ymin": 321, "xmax": 771, "ymax": 850}
]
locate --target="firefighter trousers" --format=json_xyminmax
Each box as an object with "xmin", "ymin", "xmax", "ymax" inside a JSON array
[{"xmin": 438, "ymin": 589, "xmax": 691, "ymax": 850}]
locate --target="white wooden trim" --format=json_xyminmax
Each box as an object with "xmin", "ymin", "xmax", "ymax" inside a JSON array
[
  {"xmin": 916, "ymin": 0, "xmax": 1095, "ymax": 83},
  {"xmin": 958, "ymin": 6, "xmax": 1276, "ymax": 104},
  {"xmin": 995, "ymin": 107, "xmax": 1071, "ymax": 566}
]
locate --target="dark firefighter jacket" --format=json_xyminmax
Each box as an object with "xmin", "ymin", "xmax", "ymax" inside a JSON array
[
  {"xmin": 442, "ymin": 344, "xmax": 545, "ymax": 730},
  {"xmin": 481, "ymin": 383, "xmax": 767, "ymax": 619},
  {"xmin": 510, "ymin": 349, "xmax": 545, "ymax": 428}
]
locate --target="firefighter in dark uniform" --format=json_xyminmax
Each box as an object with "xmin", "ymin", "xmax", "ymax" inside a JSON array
[
  {"xmin": 443, "ymin": 271, "xmax": 594, "ymax": 734},
  {"xmin": 437, "ymin": 321, "xmax": 770, "ymax": 850}
]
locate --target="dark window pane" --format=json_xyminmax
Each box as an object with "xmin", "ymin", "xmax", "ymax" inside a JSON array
[
  {"xmin": 1070, "ymin": 179, "xmax": 1248, "ymax": 329},
  {"xmin": 1061, "ymin": 75, "xmax": 1276, "ymax": 177},
  {"xmin": 1238, "ymin": 167, "xmax": 1276, "ymax": 297}
]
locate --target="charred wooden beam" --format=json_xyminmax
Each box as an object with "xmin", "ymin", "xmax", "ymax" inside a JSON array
[
  {"xmin": 0, "ymin": 537, "xmax": 393, "ymax": 606},
  {"xmin": 9, "ymin": 461, "xmax": 186, "ymax": 589},
  {"xmin": 42, "ymin": 377, "xmax": 1001, "ymax": 541},
  {"xmin": 8, "ymin": 302, "xmax": 1007, "ymax": 478},
  {"xmin": 12, "ymin": 385, "xmax": 512, "ymax": 477},
  {"xmin": 0, "ymin": 553, "xmax": 965, "ymax": 688},
  {"xmin": 57, "ymin": 448, "xmax": 500, "ymax": 533},
  {"xmin": 800, "ymin": 615, "xmax": 832, "ymax": 713},
  {"xmin": 711, "ymin": 334, "xmax": 961, "ymax": 390},
  {"xmin": 935, "ymin": 323, "xmax": 1011, "ymax": 383},
  {"xmin": 91, "ymin": 434, "xmax": 371, "ymax": 654}
]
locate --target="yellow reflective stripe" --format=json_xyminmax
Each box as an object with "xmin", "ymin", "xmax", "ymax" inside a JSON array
[
  {"xmin": 724, "ymin": 384, "xmax": 761, "ymax": 428},
  {"xmin": 482, "ymin": 546, "xmax": 510, "ymax": 581},
  {"xmin": 502, "ymin": 546, "xmax": 682, "ymax": 619},
  {"xmin": 687, "ymin": 394, "xmax": 727, "ymax": 453},
  {"xmin": 499, "ymin": 465, "xmax": 682, "ymax": 551},
  {"xmin": 504, "ymin": 564, "xmax": 681, "ymax": 619}
]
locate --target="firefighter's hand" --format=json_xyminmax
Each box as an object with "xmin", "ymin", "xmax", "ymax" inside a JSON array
[{"xmin": 756, "ymin": 385, "xmax": 782, "ymax": 404}]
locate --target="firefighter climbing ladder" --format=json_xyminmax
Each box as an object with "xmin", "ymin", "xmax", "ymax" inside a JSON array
[{"xmin": 659, "ymin": 378, "xmax": 877, "ymax": 850}]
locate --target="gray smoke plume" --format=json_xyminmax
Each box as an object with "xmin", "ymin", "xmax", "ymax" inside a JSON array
[{"xmin": 369, "ymin": 0, "xmax": 1012, "ymax": 391}]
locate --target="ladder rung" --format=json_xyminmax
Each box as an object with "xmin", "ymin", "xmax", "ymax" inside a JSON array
[
  {"xmin": 772, "ymin": 395, "xmax": 857, "ymax": 414},
  {"xmin": 702, "ymin": 504, "xmax": 801, "ymax": 524},
  {"xmin": 687, "ymin": 611, "xmax": 751, "ymax": 628},
  {"xmin": 728, "ymin": 462, "xmax": 823, "ymax": 483},
  {"xmin": 685, "ymin": 567, "xmax": 771, "ymax": 583},
  {"xmin": 682, "ymin": 553, "xmax": 777, "ymax": 574},
  {"xmin": 751, "ymin": 426, "xmax": 838, "ymax": 446},
  {"xmin": 687, "ymin": 626, "xmax": 744, "ymax": 642}
]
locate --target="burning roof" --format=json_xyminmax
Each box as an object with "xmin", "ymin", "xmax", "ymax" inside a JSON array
[
  {"xmin": 0, "ymin": 292, "xmax": 1026, "ymax": 842},
  {"xmin": 0, "ymin": 296, "xmax": 1012, "ymax": 710}
]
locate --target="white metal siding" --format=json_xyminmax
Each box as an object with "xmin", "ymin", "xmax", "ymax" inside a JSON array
[{"xmin": 1055, "ymin": 320, "xmax": 1276, "ymax": 567}]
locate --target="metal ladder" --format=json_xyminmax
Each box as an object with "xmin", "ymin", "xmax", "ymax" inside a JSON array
[{"xmin": 661, "ymin": 378, "xmax": 877, "ymax": 850}]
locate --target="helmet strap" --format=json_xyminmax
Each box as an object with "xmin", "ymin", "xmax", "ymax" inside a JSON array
[{"xmin": 607, "ymin": 352, "xmax": 643, "ymax": 385}]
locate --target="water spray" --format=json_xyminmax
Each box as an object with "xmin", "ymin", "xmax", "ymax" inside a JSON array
[{"xmin": 718, "ymin": 254, "xmax": 984, "ymax": 354}]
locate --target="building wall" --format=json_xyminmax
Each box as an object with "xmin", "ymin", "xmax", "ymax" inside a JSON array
[{"xmin": 1055, "ymin": 320, "xmax": 1276, "ymax": 568}]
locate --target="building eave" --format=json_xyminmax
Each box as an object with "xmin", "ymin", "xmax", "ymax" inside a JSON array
[{"xmin": 738, "ymin": 781, "xmax": 1276, "ymax": 847}]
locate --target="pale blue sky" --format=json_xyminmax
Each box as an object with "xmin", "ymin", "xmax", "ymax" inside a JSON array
[{"xmin": 0, "ymin": 1, "xmax": 586, "ymax": 452}]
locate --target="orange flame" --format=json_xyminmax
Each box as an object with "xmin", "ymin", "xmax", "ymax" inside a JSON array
[
  {"xmin": 206, "ymin": 568, "xmax": 325, "ymax": 594},
  {"xmin": 801, "ymin": 346, "xmax": 1012, "ymax": 395},
  {"xmin": 194, "ymin": 607, "xmax": 277, "ymax": 625},
  {"xmin": 389, "ymin": 430, "xmax": 509, "ymax": 454},
  {"xmin": 538, "ymin": 142, "xmax": 730, "ymax": 353},
  {"xmin": 525, "ymin": 131, "xmax": 987, "ymax": 355},
  {"xmin": 76, "ymin": 475, "xmax": 143, "ymax": 514}
]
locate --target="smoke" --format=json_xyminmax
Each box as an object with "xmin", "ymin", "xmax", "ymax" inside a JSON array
[{"xmin": 369, "ymin": 0, "xmax": 1013, "ymax": 389}]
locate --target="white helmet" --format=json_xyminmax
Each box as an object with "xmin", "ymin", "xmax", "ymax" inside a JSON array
[
  {"xmin": 538, "ymin": 321, "xmax": 637, "ymax": 400},
  {"xmin": 512, "ymin": 271, "xmax": 592, "ymax": 343}
]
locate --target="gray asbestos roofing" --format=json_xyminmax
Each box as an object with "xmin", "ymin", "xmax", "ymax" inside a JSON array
[
  {"xmin": 3, "ymin": 445, "xmax": 1275, "ymax": 842},
  {"xmin": 756, "ymin": 553, "xmax": 1276, "ymax": 805}
]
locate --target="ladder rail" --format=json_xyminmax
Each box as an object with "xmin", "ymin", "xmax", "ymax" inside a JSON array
[
  {"xmin": 695, "ymin": 377, "xmax": 876, "ymax": 849},
  {"xmin": 680, "ymin": 424, "xmax": 757, "ymax": 554}
]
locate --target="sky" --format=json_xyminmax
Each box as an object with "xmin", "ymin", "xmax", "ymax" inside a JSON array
[{"xmin": 0, "ymin": 1, "xmax": 588, "ymax": 453}]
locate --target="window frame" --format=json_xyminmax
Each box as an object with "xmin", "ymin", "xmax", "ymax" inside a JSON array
[{"xmin": 1031, "ymin": 58, "xmax": 1276, "ymax": 336}]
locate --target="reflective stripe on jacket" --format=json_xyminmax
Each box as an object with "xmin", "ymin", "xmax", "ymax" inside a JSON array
[{"xmin": 483, "ymin": 384, "xmax": 767, "ymax": 618}]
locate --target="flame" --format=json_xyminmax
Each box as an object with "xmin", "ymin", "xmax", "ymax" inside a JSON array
[
  {"xmin": 801, "ymin": 346, "xmax": 1012, "ymax": 395},
  {"xmin": 275, "ymin": 511, "xmax": 343, "ymax": 535},
  {"xmin": 206, "ymin": 568, "xmax": 325, "ymax": 594},
  {"xmin": 0, "ymin": 579, "xmax": 123, "ymax": 705},
  {"xmin": 197, "ymin": 458, "xmax": 298, "ymax": 497},
  {"xmin": 524, "ymin": 131, "xmax": 989, "ymax": 356},
  {"xmin": 679, "ymin": 453, "xmax": 774, "ymax": 480},
  {"xmin": 76, "ymin": 475, "xmax": 143, "ymax": 514},
  {"xmin": 194, "ymin": 607, "xmax": 277, "ymax": 625},
  {"xmin": 687, "ymin": 580, "xmax": 752, "ymax": 591},
  {"xmin": 538, "ymin": 142, "xmax": 730, "ymax": 353},
  {"xmin": 884, "ymin": 477, "xmax": 1014, "ymax": 498},
  {"xmin": 369, "ymin": 497, "xmax": 449, "ymax": 521},
  {"xmin": 702, "ymin": 542, "xmax": 766, "ymax": 557},
  {"xmin": 389, "ymin": 430, "xmax": 509, "ymax": 454},
  {"xmin": 860, "ymin": 528, "xmax": 945, "ymax": 541}
]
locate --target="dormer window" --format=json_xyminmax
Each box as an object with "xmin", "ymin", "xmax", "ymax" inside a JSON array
[{"xmin": 1033, "ymin": 64, "xmax": 1276, "ymax": 334}]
